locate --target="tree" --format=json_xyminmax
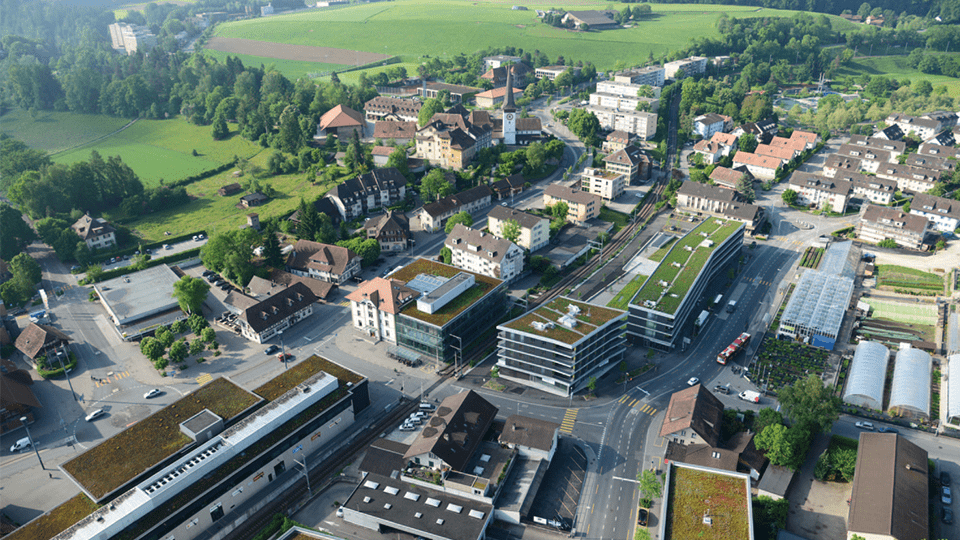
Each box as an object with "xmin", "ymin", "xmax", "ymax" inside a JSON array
[
  {"xmin": 140, "ymin": 337, "xmax": 165, "ymax": 362},
  {"xmin": 420, "ymin": 169, "xmax": 454, "ymax": 202},
  {"xmin": 935, "ymin": 238, "xmax": 946, "ymax": 252},
  {"xmin": 200, "ymin": 228, "xmax": 260, "ymax": 284},
  {"xmin": 386, "ymin": 146, "xmax": 409, "ymax": 177},
  {"xmin": 9, "ymin": 253, "xmax": 41, "ymax": 285},
  {"xmin": 739, "ymin": 133, "xmax": 758, "ymax": 153},
  {"xmin": 0, "ymin": 204, "xmax": 37, "ymax": 261},
  {"xmin": 777, "ymin": 374, "xmax": 841, "ymax": 433},
  {"xmin": 188, "ymin": 313, "xmax": 208, "ymax": 334},
  {"xmin": 754, "ymin": 423, "xmax": 808, "ymax": 470},
  {"xmin": 636, "ymin": 469, "xmax": 663, "ymax": 502},
  {"xmin": 212, "ymin": 113, "xmax": 229, "ymax": 140},
  {"xmin": 440, "ymin": 246, "xmax": 452, "ymax": 264},
  {"xmin": 202, "ymin": 327, "xmax": 217, "ymax": 343},
  {"xmin": 587, "ymin": 376, "xmax": 597, "ymax": 392},
  {"xmin": 877, "ymin": 238, "xmax": 898, "ymax": 248},
  {"xmin": 501, "ymin": 219, "xmax": 521, "ymax": 243},
  {"xmin": 190, "ymin": 339, "xmax": 205, "ymax": 355},
  {"xmin": 549, "ymin": 201, "xmax": 569, "ymax": 221},
  {"xmin": 171, "ymin": 276, "xmax": 210, "ymax": 315},
  {"xmin": 336, "ymin": 237, "xmax": 381, "ymax": 267},
  {"xmin": 168, "ymin": 339, "xmax": 187, "ymax": 364},
  {"xmin": 155, "ymin": 327, "xmax": 175, "ymax": 348},
  {"xmin": 755, "ymin": 408, "xmax": 784, "ymax": 435},
  {"xmin": 753, "ymin": 496, "xmax": 789, "ymax": 540},
  {"xmin": 781, "ymin": 189, "xmax": 798, "ymax": 206},
  {"xmin": 525, "ymin": 141, "xmax": 547, "ymax": 174},
  {"xmin": 445, "ymin": 211, "xmax": 474, "ymax": 233},
  {"xmin": 418, "ymin": 98, "xmax": 444, "ymax": 127},
  {"xmin": 85, "ymin": 264, "xmax": 104, "ymax": 283},
  {"xmin": 736, "ymin": 174, "xmax": 755, "ymax": 203},
  {"xmin": 277, "ymin": 105, "xmax": 305, "ymax": 154},
  {"xmin": 567, "ymin": 109, "xmax": 601, "ymax": 146},
  {"xmin": 262, "ymin": 232, "xmax": 284, "ymax": 268}
]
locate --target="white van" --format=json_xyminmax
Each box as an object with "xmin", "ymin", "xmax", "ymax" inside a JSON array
[
  {"xmin": 10, "ymin": 437, "xmax": 31, "ymax": 452},
  {"xmin": 419, "ymin": 403, "xmax": 436, "ymax": 412}
]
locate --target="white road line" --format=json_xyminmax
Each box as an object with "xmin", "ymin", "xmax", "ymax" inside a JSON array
[{"xmin": 613, "ymin": 476, "xmax": 639, "ymax": 483}]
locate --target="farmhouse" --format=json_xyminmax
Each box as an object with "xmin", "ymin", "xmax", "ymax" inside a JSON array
[
  {"xmin": 318, "ymin": 104, "xmax": 365, "ymax": 139},
  {"xmin": 240, "ymin": 191, "xmax": 268, "ymax": 208},
  {"xmin": 72, "ymin": 214, "xmax": 117, "ymax": 250},
  {"xmin": 561, "ymin": 10, "xmax": 618, "ymax": 30}
]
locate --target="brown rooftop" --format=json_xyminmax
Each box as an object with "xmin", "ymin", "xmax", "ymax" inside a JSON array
[{"xmin": 658, "ymin": 384, "xmax": 723, "ymax": 447}]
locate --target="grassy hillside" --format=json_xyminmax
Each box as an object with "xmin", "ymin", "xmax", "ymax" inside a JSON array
[
  {"xmin": 0, "ymin": 110, "xmax": 130, "ymax": 155},
  {"xmin": 836, "ymin": 54, "xmax": 960, "ymax": 97}
]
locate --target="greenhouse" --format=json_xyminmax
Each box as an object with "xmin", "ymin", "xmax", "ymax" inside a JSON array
[
  {"xmin": 888, "ymin": 345, "xmax": 932, "ymax": 419},
  {"xmin": 843, "ymin": 341, "xmax": 890, "ymax": 410},
  {"xmin": 949, "ymin": 354, "xmax": 960, "ymax": 425}
]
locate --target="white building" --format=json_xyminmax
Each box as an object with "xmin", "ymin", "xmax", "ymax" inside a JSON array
[
  {"xmin": 487, "ymin": 205, "xmax": 549, "ymax": 252},
  {"xmin": 612, "ymin": 66, "xmax": 665, "ymax": 87},
  {"xmin": 445, "ymin": 224, "xmax": 525, "ymax": 282},
  {"xmin": 108, "ymin": 23, "xmax": 157, "ymax": 55},
  {"xmin": 580, "ymin": 167, "xmax": 626, "ymax": 201},
  {"xmin": 346, "ymin": 277, "xmax": 418, "ymax": 343},
  {"xmin": 664, "ymin": 56, "xmax": 708, "ymax": 79},
  {"xmin": 693, "ymin": 113, "xmax": 729, "ymax": 139},
  {"xmin": 909, "ymin": 192, "xmax": 960, "ymax": 232},
  {"xmin": 585, "ymin": 105, "xmax": 657, "ymax": 139}
]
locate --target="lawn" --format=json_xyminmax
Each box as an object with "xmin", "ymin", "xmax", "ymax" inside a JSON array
[
  {"xmin": 608, "ymin": 274, "xmax": 648, "ymax": 310},
  {"xmin": 0, "ymin": 109, "xmax": 130, "ymax": 155},
  {"xmin": 599, "ymin": 206, "xmax": 630, "ymax": 232},
  {"xmin": 835, "ymin": 53, "xmax": 960, "ymax": 97},
  {"xmin": 254, "ymin": 354, "xmax": 363, "ymax": 400},
  {"xmin": 62, "ymin": 378, "xmax": 260, "ymax": 501},
  {"xmin": 866, "ymin": 298, "xmax": 938, "ymax": 326},
  {"xmin": 665, "ymin": 466, "xmax": 750, "ymax": 540},
  {"xmin": 875, "ymin": 264, "xmax": 943, "ymax": 295},
  {"xmin": 212, "ymin": 0, "xmax": 812, "ymax": 74},
  {"xmin": 53, "ymin": 119, "xmax": 265, "ymax": 188},
  {"xmin": 202, "ymin": 48, "xmax": 350, "ymax": 80},
  {"xmin": 752, "ymin": 337, "xmax": 830, "ymax": 394},
  {"xmin": 5, "ymin": 493, "xmax": 99, "ymax": 540},
  {"xmin": 648, "ymin": 237, "xmax": 676, "ymax": 262}
]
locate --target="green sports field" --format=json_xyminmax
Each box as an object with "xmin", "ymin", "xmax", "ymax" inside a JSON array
[
  {"xmin": 202, "ymin": 49, "xmax": 349, "ymax": 80},
  {"xmin": 210, "ymin": 0, "xmax": 809, "ymax": 77}
]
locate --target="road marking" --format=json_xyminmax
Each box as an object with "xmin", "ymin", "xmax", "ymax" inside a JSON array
[
  {"xmin": 613, "ymin": 476, "xmax": 638, "ymax": 483},
  {"xmin": 560, "ymin": 408, "xmax": 578, "ymax": 434},
  {"xmin": 629, "ymin": 398, "xmax": 638, "ymax": 407},
  {"xmin": 618, "ymin": 395, "xmax": 630, "ymax": 403},
  {"xmin": 196, "ymin": 373, "xmax": 213, "ymax": 386}
]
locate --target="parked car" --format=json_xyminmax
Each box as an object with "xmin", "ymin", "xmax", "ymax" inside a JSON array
[
  {"xmin": 713, "ymin": 385, "xmax": 730, "ymax": 395},
  {"xmin": 336, "ymin": 507, "xmax": 344, "ymax": 518},
  {"xmin": 85, "ymin": 409, "xmax": 105, "ymax": 422},
  {"xmin": 878, "ymin": 426, "xmax": 898, "ymax": 433},
  {"xmin": 943, "ymin": 486, "xmax": 953, "ymax": 505},
  {"xmin": 942, "ymin": 471, "xmax": 952, "ymax": 487},
  {"xmin": 398, "ymin": 423, "xmax": 416, "ymax": 432},
  {"xmin": 855, "ymin": 421, "xmax": 874, "ymax": 430},
  {"xmin": 943, "ymin": 506, "xmax": 954, "ymax": 525},
  {"xmin": 264, "ymin": 345, "xmax": 280, "ymax": 355},
  {"xmin": 143, "ymin": 388, "xmax": 162, "ymax": 399},
  {"xmin": 637, "ymin": 508, "xmax": 648, "ymax": 526}
]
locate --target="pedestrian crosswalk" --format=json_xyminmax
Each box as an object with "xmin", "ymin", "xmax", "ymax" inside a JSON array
[
  {"xmin": 618, "ymin": 395, "xmax": 657, "ymax": 415},
  {"xmin": 94, "ymin": 371, "xmax": 130, "ymax": 387},
  {"xmin": 744, "ymin": 277, "xmax": 774, "ymax": 286},
  {"xmin": 336, "ymin": 300, "xmax": 350, "ymax": 307},
  {"xmin": 196, "ymin": 373, "xmax": 213, "ymax": 386},
  {"xmin": 560, "ymin": 408, "xmax": 578, "ymax": 434}
]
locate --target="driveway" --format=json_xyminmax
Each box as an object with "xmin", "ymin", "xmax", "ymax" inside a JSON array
[{"xmin": 786, "ymin": 433, "xmax": 852, "ymax": 540}]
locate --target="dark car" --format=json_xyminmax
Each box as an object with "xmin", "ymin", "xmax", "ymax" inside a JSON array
[
  {"xmin": 943, "ymin": 506, "xmax": 954, "ymax": 525},
  {"xmin": 878, "ymin": 426, "xmax": 898, "ymax": 434},
  {"xmin": 637, "ymin": 508, "xmax": 649, "ymax": 526},
  {"xmin": 942, "ymin": 471, "xmax": 952, "ymax": 487},
  {"xmin": 264, "ymin": 345, "xmax": 281, "ymax": 355},
  {"xmin": 713, "ymin": 385, "xmax": 730, "ymax": 395}
]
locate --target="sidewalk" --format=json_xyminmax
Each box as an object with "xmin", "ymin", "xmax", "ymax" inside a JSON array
[{"xmin": 639, "ymin": 408, "xmax": 667, "ymax": 539}]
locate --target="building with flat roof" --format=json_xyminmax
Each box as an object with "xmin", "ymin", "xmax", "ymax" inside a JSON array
[
  {"xmin": 580, "ymin": 167, "xmax": 626, "ymax": 201},
  {"xmin": 664, "ymin": 56, "xmax": 708, "ymax": 79},
  {"xmin": 627, "ymin": 219, "xmax": 744, "ymax": 350},
  {"xmin": 94, "ymin": 265, "xmax": 186, "ymax": 340},
  {"xmin": 497, "ymin": 297, "xmax": 626, "ymax": 397},
  {"xmin": 390, "ymin": 259, "xmax": 506, "ymax": 365},
  {"xmin": 585, "ymin": 104, "xmax": 657, "ymax": 139},
  {"xmin": 613, "ymin": 65, "xmax": 665, "ymax": 87},
  {"xmin": 659, "ymin": 461, "xmax": 754, "ymax": 540},
  {"xmin": 847, "ymin": 433, "xmax": 928, "ymax": 540}
]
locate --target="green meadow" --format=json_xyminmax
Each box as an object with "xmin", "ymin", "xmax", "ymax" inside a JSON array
[
  {"xmin": 211, "ymin": 0, "xmax": 808, "ymax": 77},
  {"xmin": 201, "ymin": 49, "xmax": 349, "ymax": 80},
  {"xmin": 0, "ymin": 110, "xmax": 130, "ymax": 155},
  {"xmin": 836, "ymin": 54, "xmax": 960, "ymax": 97}
]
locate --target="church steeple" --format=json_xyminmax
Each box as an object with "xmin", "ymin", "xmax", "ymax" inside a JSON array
[{"xmin": 503, "ymin": 67, "xmax": 517, "ymax": 113}]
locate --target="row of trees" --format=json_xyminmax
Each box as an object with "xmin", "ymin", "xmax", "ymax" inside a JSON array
[
  {"xmin": 0, "ymin": 252, "xmax": 42, "ymax": 307},
  {"xmin": 139, "ymin": 312, "xmax": 217, "ymax": 371}
]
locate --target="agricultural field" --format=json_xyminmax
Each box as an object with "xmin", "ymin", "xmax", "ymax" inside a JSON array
[
  {"xmin": 210, "ymin": 0, "xmax": 810, "ymax": 78},
  {"xmin": 866, "ymin": 298, "xmax": 938, "ymax": 326},
  {"xmin": 799, "ymin": 247, "xmax": 824, "ymax": 269},
  {"xmin": 835, "ymin": 54, "xmax": 960, "ymax": 97},
  {"xmin": 0, "ymin": 109, "xmax": 130, "ymax": 155},
  {"xmin": 752, "ymin": 337, "xmax": 830, "ymax": 394},
  {"xmin": 202, "ymin": 48, "xmax": 350, "ymax": 81},
  {"xmin": 53, "ymin": 119, "xmax": 265, "ymax": 188},
  {"xmin": 875, "ymin": 264, "xmax": 944, "ymax": 296}
]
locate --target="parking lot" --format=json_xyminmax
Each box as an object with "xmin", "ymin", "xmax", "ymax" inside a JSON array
[{"xmin": 526, "ymin": 437, "xmax": 587, "ymax": 528}]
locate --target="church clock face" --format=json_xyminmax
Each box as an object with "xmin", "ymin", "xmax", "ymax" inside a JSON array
[{"xmin": 505, "ymin": 113, "xmax": 514, "ymax": 120}]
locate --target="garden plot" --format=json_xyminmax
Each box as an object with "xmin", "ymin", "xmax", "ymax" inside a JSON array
[
  {"xmin": 866, "ymin": 299, "xmax": 937, "ymax": 326},
  {"xmin": 752, "ymin": 337, "xmax": 830, "ymax": 394}
]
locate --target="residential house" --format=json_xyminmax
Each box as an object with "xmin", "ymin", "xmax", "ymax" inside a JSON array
[
  {"xmin": 543, "ymin": 184, "xmax": 601, "ymax": 224},
  {"xmin": 767, "ymin": 136, "xmax": 806, "ymax": 157},
  {"xmin": 786, "ymin": 130, "xmax": 820, "ymax": 150},
  {"xmin": 873, "ymin": 124, "xmax": 904, "ymax": 140},
  {"xmin": 534, "ymin": 65, "xmax": 580, "ymax": 81},
  {"xmin": 909, "ymin": 192, "xmax": 960, "ymax": 232},
  {"xmin": 235, "ymin": 282, "xmax": 316, "ymax": 343},
  {"xmin": 857, "ymin": 205, "xmax": 930, "ymax": 250},
  {"xmin": 847, "ymin": 434, "xmax": 928, "ymax": 540},
  {"xmin": 363, "ymin": 96, "xmax": 422, "ymax": 123},
  {"xmin": 72, "ymin": 214, "xmax": 117, "ymax": 250},
  {"xmin": 286, "ymin": 240, "xmax": 361, "ymax": 284},
  {"xmin": 371, "ymin": 146, "xmax": 394, "ymax": 166},
  {"xmin": 14, "ymin": 323, "xmax": 70, "ymax": 362},
  {"xmin": 266, "ymin": 269, "xmax": 334, "ymax": 301},
  {"xmin": 346, "ymin": 277, "xmax": 418, "ymax": 343},
  {"xmin": 364, "ymin": 210, "xmax": 411, "ymax": 251},
  {"xmin": 875, "ymin": 163, "xmax": 941, "ymax": 194},
  {"xmin": 0, "ymin": 360, "xmax": 41, "ymax": 434},
  {"xmin": 664, "ymin": 431, "xmax": 767, "ymax": 482},
  {"xmin": 709, "ymin": 166, "xmax": 751, "ymax": 190},
  {"xmin": 586, "ymin": 104, "xmax": 657, "ymax": 139},
  {"xmin": 317, "ymin": 104, "xmax": 365, "ymax": 139},
  {"xmin": 372, "ymin": 120, "xmax": 418, "ymax": 145},
  {"xmin": 240, "ymin": 191, "xmax": 268, "ymax": 208},
  {"xmin": 733, "ymin": 119, "xmax": 778, "ymax": 144},
  {"xmin": 403, "ymin": 390, "xmax": 498, "ymax": 471},
  {"xmin": 602, "ymin": 130, "xmax": 632, "ymax": 153},
  {"xmin": 905, "ymin": 153, "xmax": 955, "ymax": 172},
  {"xmin": 675, "ymin": 182, "xmax": 765, "ymax": 232},
  {"xmin": 419, "ymin": 185, "xmax": 493, "ymax": 232},
  {"xmin": 658, "ymin": 384, "xmax": 723, "ymax": 447},
  {"xmin": 217, "ymin": 183, "xmax": 242, "ymax": 196},
  {"xmin": 926, "ymin": 130, "xmax": 956, "ymax": 146},
  {"xmin": 754, "ymin": 143, "xmax": 797, "ymax": 165},
  {"xmin": 663, "ymin": 56, "xmax": 708, "ymax": 79},
  {"xmin": 445, "ymin": 224, "xmax": 524, "ymax": 282},
  {"xmin": 612, "ymin": 65, "xmax": 665, "ymax": 87},
  {"xmin": 560, "ymin": 10, "xmax": 618, "ymax": 30},
  {"xmin": 848, "ymin": 134, "xmax": 906, "ymax": 159},
  {"xmin": 692, "ymin": 140, "xmax": 723, "ymax": 165},
  {"xmin": 836, "ymin": 144, "xmax": 893, "ymax": 172},
  {"xmin": 491, "ymin": 174, "xmax": 527, "ymax": 200},
  {"xmin": 580, "ymin": 167, "xmax": 625, "ymax": 201},
  {"xmin": 885, "ymin": 113, "xmax": 942, "ymax": 140},
  {"xmin": 287, "ymin": 196, "xmax": 342, "ymax": 228},
  {"xmin": 475, "ymin": 86, "xmax": 524, "ymax": 108},
  {"xmin": 604, "ymin": 145, "xmax": 650, "ymax": 183},
  {"xmin": 499, "ymin": 415, "xmax": 559, "ymax": 462},
  {"xmin": 732, "ymin": 152, "xmax": 780, "ymax": 180},
  {"xmin": 710, "ymin": 131, "xmax": 739, "ymax": 155},
  {"xmin": 822, "ymin": 154, "xmax": 863, "ymax": 178},
  {"xmin": 487, "ymin": 205, "xmax": 549, "ymax": 252},
  {"xmin": 834, "ymin": 171, "xmax": 897, "ymax": 206},
  {"xmin": 329, "ymin": 167, "xmax": 407, "ymax": 221},
  {"xmin": 788, "ymin": 173, "xmax": 852, "ymax": 212},
  {"xmin": 693, "ymin": 113, "xmax": 730, "ymax": 139}
]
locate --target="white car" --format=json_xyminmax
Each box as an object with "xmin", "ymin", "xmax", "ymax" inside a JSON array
[
  {"xmin": 144, "ymin": 388, "xmax": 162, "ymax": 399},
  {"xmin": 85, "ymin": 409, "xmax": 105, "ymax": 422},
  {"xmin": 336, "ymin": 506, "xmax": 344, "ymax": 518},
  {"xmin": 855, "ymin": 421, "xmax": 874, "ymax": 430},
  {"xmin": 687, "ymin": 377, "xmax": 699, "ymax": 386}
]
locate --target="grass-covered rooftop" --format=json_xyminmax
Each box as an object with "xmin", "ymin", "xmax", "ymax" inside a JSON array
[
  {"xmin": 503, "ymin": 297, "xmax": 625, "ymax": 345},
  {"xmin": 631, "ymin": 219, "xmax": 742, "ymax": 315},
  {"xmin": 5, "ymin": 493, "xmax": 99, "ymax": 540},
  {"xmin": 665, "ymin": 466, "xmax": 750, "ymax": 540},
  {"xmin": 393, "ymin": 258, "xmax": 502, "ymax": 327},
  {"xmin": 63, "ymin": 378, "xmax": 260, "ymax": 501},
  {"xmin": 254, "ymin": 354, "xmax": 363, "ymax": 401}
]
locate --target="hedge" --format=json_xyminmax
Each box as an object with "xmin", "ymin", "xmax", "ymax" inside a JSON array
[
  {"xmin": 38, "ymin": 351, "xmax": 78, "ymax": 379},
  {"xmin": 84, "ymin": 248, "xmax": 202, "ymax": 284}
]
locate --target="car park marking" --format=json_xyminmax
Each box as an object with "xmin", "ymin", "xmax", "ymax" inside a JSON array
[{"xmin": 196, "ymin": 374, "xmax": 213, "ymax": 386}]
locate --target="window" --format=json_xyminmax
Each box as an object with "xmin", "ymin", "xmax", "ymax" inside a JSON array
[
  {"xmin": 274, "ymin": 462, "xmax": 286, "ymax": 476},
  {"xmin": 210, "ymin": 503, "xmax": 224, "ymax": 522}
]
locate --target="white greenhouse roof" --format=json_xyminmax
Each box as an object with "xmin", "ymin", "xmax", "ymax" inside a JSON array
[
  {"xmin": 780, "ymin": 270, "xmax": 854, "ymax": 340},
  {"xmin": 818, "ymin": 240, "xmax": 856, "ymax": 278},
  {"xmin": 949, "ymin": 355, "xmax": 960, "ymax": 420},
  {"xmin": 889, "ymin": 346, "xmax": 931, "ymax": 415},
  {"xmin": 843, "ymin": 341, "xmax": 890, "ymax": 410}
]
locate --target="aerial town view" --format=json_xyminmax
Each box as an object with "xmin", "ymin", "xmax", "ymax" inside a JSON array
[{"xmin": 3, "ymin": 1, "xmax": 960, "ymax": 540}]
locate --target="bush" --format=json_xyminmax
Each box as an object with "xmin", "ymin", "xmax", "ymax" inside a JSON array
[{"xmin": 37, "ymin": 352, "xmax": 78, "ymax": 378}]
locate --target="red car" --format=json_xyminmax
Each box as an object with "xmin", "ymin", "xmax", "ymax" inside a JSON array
[{"xmin": 277, "ymin": 353, "xmax": 294, "ymax": 362}]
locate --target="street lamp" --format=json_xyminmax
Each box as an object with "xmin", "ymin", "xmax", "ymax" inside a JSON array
[
  {"xmin": 279, "ymin": 330, "xmax": 287, "ymax": 370},
  {"xmin": 20, "ymin": 416, "xmax": 44, "ymax": 470},
  {"xmin": 57, "ymin": 347, "xmax": 77, "ymax": 402}
]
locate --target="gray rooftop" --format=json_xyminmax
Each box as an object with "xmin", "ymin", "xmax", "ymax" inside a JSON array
[{"xmin": 95, "ymin": 265, "xmax": 182, "ymax": 326}]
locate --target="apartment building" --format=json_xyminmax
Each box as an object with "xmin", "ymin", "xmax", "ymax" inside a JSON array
[
  {"xmin": 346, "ymin": 277, "xmax": 418, "ymax": 343},
  {"xmin": 787, "ymin": 173, "xmax": 851, "ymax": 212},
  {"xmin": 857, "ymin": 205, "xmax": 930, "ymax": 250},
  {"xmin": 445, "ymin": 225, "xmax": 525, "ymax": 282},
  {"xmin": 419, "ymin": 185, "xmax": 493, "ymax": 232},
  {"xmin": 910, "ymin": 192, "xmax": 960, "ymax": 232},
  {"xmin": 604, "ymin": 145, "xmax": 650, "ymax": 183},
  {"xmin": 875, "ymin": 163, "xmax": 941, "ymax": 194},
  {"xmin": 581, "ymin": 167, "xmax": 626, "ymax": 201},
  {"xmin": 329, "ymin": 167, "xmax": 407, "ymax": 221},
  {"xmin": 487, "ymin": 205, "xmax": 549, "ymax": 252},
  {"xmin": 612, "ymin": 65, "xmax": 665, "ymax": 87},
  {"xmin": 664, "ymin": 56, "xmax": 708, "ymax": 79},
  {"xmin": 732, "ymin": 152, "xmax": 780, "ymax": 180},
  {"xmin": 543, "ymin": 184, "xmax": 601, "ymax": 224},
  {"xmin": 585, "ymin": 104, "xmax": 657, "ymax": 139},
  {"xmin": 675, "ymin": 182, "xmax": 764, "ymax": 232},
  {"xmin": 693, "ymin": 113, "xmax": 730, "ymax": 139}
]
